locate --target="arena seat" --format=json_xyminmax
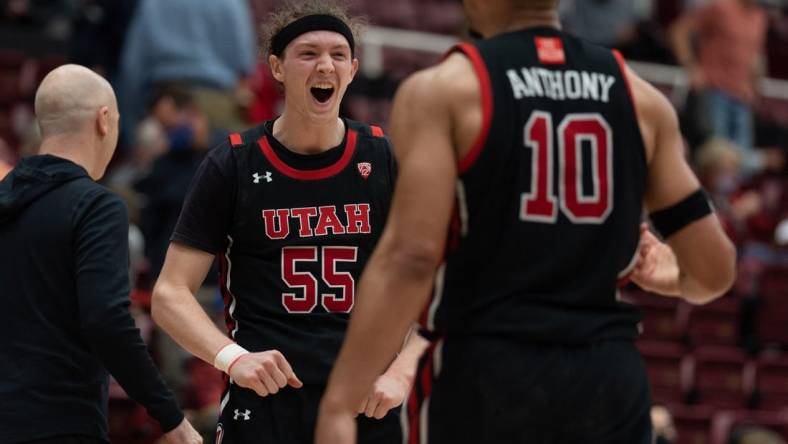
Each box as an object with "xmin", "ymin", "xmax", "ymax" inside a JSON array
[
  {"xmin": 670, "ymin": 404, "xmax": 715, "ymax": 444},
  {"xmin": 752, "ymin": 354, "xmax": 788, "ymax": 410},
  {"xmin": 755, "ymin": 266, "xmax": 788, "ymax": 347},
  {"xmin": 682, "ymin": 346, "xmax": 751, "ymax": 409},
  {"xmin": 637, "ymin": 339, "xmax": 686, "ymax": 404},
  {"xmin": 684, "ymin": 296, "xmax": 741, "ymax": 347}
]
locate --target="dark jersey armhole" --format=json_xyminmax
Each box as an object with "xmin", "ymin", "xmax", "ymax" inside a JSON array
[
  {"xmin": 446, "ymin": 43, "xmax": 494, "ymax": 175},
  {"xmin": 611, "ymin": 50, "xmax": 640, "ymax": 123}
]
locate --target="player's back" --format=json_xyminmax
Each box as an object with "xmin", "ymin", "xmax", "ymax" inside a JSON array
[{"xmin": 426, "ymin": 28, "xmax": 647, "ymax": 344}]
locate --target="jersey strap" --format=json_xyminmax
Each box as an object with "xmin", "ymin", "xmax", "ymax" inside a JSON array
[
  {"xmin": 611, "ymin": 50, "xmax": 639, "ymax": 121},
  {"xmin": 445, "ymin": 43, "xmax": 494, "ymax": 174}
]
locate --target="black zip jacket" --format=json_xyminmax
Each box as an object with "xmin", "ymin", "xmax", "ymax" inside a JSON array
[{"xmin": 0, "ymin": 155, "xmax": 183, "ymax": 443}]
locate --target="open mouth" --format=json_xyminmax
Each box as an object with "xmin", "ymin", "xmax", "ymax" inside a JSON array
[{"xmin": 310, "ymin": 85, "xmax": 335, "ymax": 104}]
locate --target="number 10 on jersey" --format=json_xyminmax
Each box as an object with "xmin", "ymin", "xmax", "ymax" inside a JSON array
[{"xmin": 521, "ymin": 111, "xmax": 613, "ymax": 224}]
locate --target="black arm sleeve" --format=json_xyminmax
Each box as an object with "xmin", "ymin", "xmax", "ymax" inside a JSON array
[
  {"xmin": 74, "ymin": 190, "xmax": 183, "ymax": 432},
  {"xmin": 171, "ymin": 142, "xmax": 236, "ymax": 254}
]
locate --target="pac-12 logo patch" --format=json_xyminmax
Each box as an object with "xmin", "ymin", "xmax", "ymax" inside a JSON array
[{"xmin": 357, "ymin": 162, "xmax": 372, "ymax": 179}]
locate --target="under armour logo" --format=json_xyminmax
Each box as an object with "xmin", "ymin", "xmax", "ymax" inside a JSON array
[
  {"xmin": 233, "ymin": 409, "xmax": 251, "ymax": 421},
  {"xmin": 253, "ymin": 172, "xmax": 272, "ymax": 183}
]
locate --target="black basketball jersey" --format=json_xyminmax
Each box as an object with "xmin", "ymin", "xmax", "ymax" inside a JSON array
[
  {"xmin": 422, "ymin": 28, "xmax": 647, "ymax": 344},
  {"xmin": 176, "ymin": 119, "xmax": 395, "ymax": 384}
]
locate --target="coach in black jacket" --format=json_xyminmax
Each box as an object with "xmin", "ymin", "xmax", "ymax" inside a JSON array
[{"xmin": 0, "ymin": 65, "xmax": 201, "ymax": 444}]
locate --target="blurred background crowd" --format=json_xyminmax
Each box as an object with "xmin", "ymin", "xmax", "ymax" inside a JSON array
[{"xmin": 1, "ymin": 0, "xmax": 787, "ymax": 443}]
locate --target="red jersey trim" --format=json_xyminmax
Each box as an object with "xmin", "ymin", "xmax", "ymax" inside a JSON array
[
  {"xmin": 229, "ymin": 133, "xmax": 243, "ymax": 147},
  {"xmin": 612, "ymin": 50, "xmax": 640, "ymax": 122},
  {"xmin": 451, "ymin": 43, "xmax": 494, "ymax": 175},
  {"xmin": 257, "ymin": 129, "xmax": 358, "ymax": 180},
  {"xmin": 370, "ymin": 125, "xmax": 384, "ymax": 138}
]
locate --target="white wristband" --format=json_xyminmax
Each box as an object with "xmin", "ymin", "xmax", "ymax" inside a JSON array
[{"xmin": 213, "ymin": 343, "xmax": 249, "ymax": 374}]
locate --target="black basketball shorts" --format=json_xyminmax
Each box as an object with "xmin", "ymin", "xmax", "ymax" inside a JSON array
[
  {"xmin": 405, "ymin": 337, "xmax": 653, "ymax": 444},
  {"xmin": 215, "ymin": 383, "xmax": 402, "ymax": 444}
]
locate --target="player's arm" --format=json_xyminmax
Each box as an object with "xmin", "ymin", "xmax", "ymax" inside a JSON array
[
  {"xmin": 153, "ymin": 242, "xmax": 302, "ymax": 396},
  {"xmin": 151, "ymin": 243, "xmax": 231, "ymax": 365},
  {"xmin": 152, "ymin": 150, "xmax": 302, "ymax": 398},
  {"xmin": 317, "ymin": 62, "xmax": 459, "ymax": 437},
  {"xmin": 357, "ymin": 327, "xmax": 429, "ymax": 419},
  {"xmin": 626, "ymin": 66, "xmax": 736, "ymax": 304}
]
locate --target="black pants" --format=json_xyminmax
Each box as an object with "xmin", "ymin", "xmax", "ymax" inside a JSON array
[
  {"xmin": 216, "ymin": 383, "xmax": 402, "ymax": 444},
  {"xmin": 407, "ymin": 337, "xmax": 653, "ymax": 444}
]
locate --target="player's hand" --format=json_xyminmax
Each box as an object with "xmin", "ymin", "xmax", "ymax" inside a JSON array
[
  {"xmin": 228, "ymin": 349, "xmax": 303, "ymax": 397},
  {"xmin": 315, "ymin": 402, "xmax": 357, "ymax": 444},
  {"xmin": 357, "ymin": 372, "xmax": 409, "ymax": 419},
  {"xmin": 163, "ymin": 418, "xmax": 202, "ymax": 444},
  {"xmin": 631, "ymin": 223, "xmax": 681, "ymax": 296}
]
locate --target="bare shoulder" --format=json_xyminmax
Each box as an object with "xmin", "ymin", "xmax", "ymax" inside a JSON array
[
  {"xmin": 389, "ymin": 50, "xmax": 482, "ymax": 160},
  {"xmin": 621, "ymin": 63, "xmax": 679, "ymax": 162},
  {"xmin": 626, "ymin": 65, "xmax": 676, "ymax": 123},
  {"xmin": 394, "ymin": 52, "xmax": 478, "ymax": 113}
]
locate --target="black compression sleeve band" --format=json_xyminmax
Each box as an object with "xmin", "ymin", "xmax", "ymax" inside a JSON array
[
  {"xmin": 649, "ymin": 188, "xmax": 713, "ymax": 239},
  {"xmin": 271, "ymin": 14, "xmax": 355, "ymax": 56}
]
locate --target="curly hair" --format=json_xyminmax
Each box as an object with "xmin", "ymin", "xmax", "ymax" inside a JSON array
[{"xmin": 261, "ymin": 0, "xmax": 366, "ymax": 57}]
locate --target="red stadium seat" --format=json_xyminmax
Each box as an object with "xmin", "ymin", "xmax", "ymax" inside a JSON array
[
  {"xmin": 625, "ymin": 290, "xmax": 684, "ymax": 341},
  {"xmin": 670, "ymin": 404, "xmax": 715, "ymax": 444},
  {"xmin": 684, "ymin": 297, "xmax": 740, "ymax": 347},
  {"xmin": 753, "ymin": 354, "xmax": 788, "ymax": 410},
  {"xmin": 637, "ymin": 340, "xmax": 686, "ymax": 404},
  {"xmin": 682, "ymin": 346, "xmax": 751, "ymax": 409},
  {"xmin": 755, "ymin": 266, "xmax": 788, "ymax": 347}
]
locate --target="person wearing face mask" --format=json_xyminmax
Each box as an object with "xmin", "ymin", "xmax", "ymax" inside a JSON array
[
  {"xmin": 150, "ymin": 2, "xmax": 427, "ymax": 443},
  {"xmin": 134, "ymin": 83, "xmax": 214, "ymax": 280}
]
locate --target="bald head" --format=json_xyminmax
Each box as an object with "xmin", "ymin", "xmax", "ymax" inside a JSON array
[{"xmin": 34, "ymin": 64, "xmax": 117, "ymax": 138}]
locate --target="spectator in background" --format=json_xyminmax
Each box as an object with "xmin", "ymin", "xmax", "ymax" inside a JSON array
[
  {"xmin": 730, "ymin": 425, "xmax": 787, "ymax": 444},
  {"xmin": 0, "ymin": 137, "xmax": 14, "ymax": 180},
  {"xmin": 134, "ymin": 82, "xmax": 213, "ymax": 280},
  {"xmin": 695, "ymin": 137, "xmax": 760, "ymax": 242},
  {"xmin": 117, "ymin": 0, "xmax": 256, "ymax": 141},
  {"xmin": 559, "ymin": 0, "xmax": 674, "ymax": 63},
  {"xmin": 0, "ymin": 0, "xmax": 73, "ymax": 38},
  {"xmin": 106, "ymin": 116, "xmax": 168, "ymax": 221},
  {"xmin": 650, "ymin": 405, "xmax": 677, "ymax": 444},
  {"xmin": 560, "ymin": 0, "xmax": 652, "ymax": 48},
  {"xmin": 71, "ymin": 0, "xmax": 140, "ymax": 81},
  {"xmin": 670, "ymin": 0, "xmax": 768, "ymax": 173}
]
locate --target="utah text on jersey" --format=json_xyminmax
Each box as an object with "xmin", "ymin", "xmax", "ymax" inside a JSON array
[{"xmin": 261, "ymin": 204, "xmax": 372, "ymax": 240}]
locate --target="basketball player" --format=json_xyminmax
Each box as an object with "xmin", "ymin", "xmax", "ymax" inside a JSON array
[
  {"xmin": 151, "ymin": 2, "xmax": 426, "ymax": 443},
  {"xmin": 316, "ymin": 0, "xmax": 736, "ymax": 443}
]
